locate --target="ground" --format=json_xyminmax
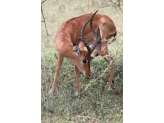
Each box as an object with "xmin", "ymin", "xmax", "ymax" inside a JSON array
[{"xmin": 41, "ymin": 0, "xmax": 123, "ymax": 122}]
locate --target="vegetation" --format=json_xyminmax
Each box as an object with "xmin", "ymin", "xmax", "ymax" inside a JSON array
[{"xmin": 41, "ymin": 0, "xmax": 123, "ymax": 122}]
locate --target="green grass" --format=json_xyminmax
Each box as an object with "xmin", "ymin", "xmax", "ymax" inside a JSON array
[{"xmin": 41, "ymin": 0, "xmax": 123, "ymax": 122}]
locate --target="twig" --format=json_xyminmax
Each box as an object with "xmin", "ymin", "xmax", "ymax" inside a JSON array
[
  {"xmin": 83, "ymin": 33, "xmax": 123, "ymax": 91},
  {"xmin": 84, "ymin": 66, "xmax": 109, "ymax": 91},
  {"xmin": 41, "ymin": 4, "xmax": 48, "ymax": 36},
  {"xmin": 41, "ymin": 0, "xmax": 47, "ymax": 4},
  {"xmin": 102, "ymin": 33, "xmax": 123, "ymax": 50}
]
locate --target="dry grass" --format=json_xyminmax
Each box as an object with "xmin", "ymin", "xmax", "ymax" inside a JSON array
[{"xmin": 41, "ymin": 0, "xmax": 123, "ymax": 122}]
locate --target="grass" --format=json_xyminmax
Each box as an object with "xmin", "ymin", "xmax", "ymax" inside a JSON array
[{"xmin": 41, "ymin": 0, "xmax": 123, "ymax": 122}]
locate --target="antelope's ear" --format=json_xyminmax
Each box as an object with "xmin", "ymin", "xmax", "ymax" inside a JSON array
[{"xmin": 73, "ymin": 45, "xmax": 80, "ymax": 56}]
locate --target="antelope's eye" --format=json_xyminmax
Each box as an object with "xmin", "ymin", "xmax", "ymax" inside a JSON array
[{"xmin": 82, "ymin": 59, "xmax": 88, "ymax": 64}]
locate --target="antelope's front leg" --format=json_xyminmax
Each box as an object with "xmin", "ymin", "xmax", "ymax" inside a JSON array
[
  {"xmin": 91, "ymin": 40, "xmax": 109, "ymax": 58},
  {"xmin": 91, "ymin": 39, "xmax": 114, "ymax": 90},
  {"xmin": 75, "ymin": 65, "xmax": 80, "ymax": 96},
  {"xmin": 49, "ymin": 53, "xmax": 63, "ymax": 94},
  {"xmin": 104, "ymin": 56, "xmax": 114, "ymax": 89}
]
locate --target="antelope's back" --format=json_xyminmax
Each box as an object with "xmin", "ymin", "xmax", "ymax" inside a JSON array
[{"xmin": 54, "ymin": 13, "xmax": 114, "ymax": 45}]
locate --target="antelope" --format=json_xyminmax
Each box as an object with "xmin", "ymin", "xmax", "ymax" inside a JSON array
[{"xmin": 49, "ymin": 10, "xmax": 117, "ymax": 95}]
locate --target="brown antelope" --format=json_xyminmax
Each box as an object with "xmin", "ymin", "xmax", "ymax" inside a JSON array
[{"xmin": 49, "ymin": 10, "xmax": 117, "ymax": 95}]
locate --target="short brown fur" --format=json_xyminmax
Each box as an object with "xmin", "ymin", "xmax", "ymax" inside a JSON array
[{"xmin": 49, "ymin": 13, "xmax": 116, "ymax": 95}]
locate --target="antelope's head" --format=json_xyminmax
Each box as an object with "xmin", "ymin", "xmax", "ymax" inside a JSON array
[{"xmin": 73, "ymin": 10, "xmax": 98, "ymax": 77}]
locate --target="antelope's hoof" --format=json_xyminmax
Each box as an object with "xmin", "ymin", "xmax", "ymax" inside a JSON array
[
  {"xmin": 107, "ymin": 88, "xmax": 112, "ymax": 94},
  {"xmin": 48, "ymin": 89, "xmax": 53, "ymax": 94},
  {"xmin": 75, "ymin": 92, "xmax": 78, "ymax": 97},
  {"xmin": 108, "ymin": 88, "xmax": 112, "ymax": 91}
]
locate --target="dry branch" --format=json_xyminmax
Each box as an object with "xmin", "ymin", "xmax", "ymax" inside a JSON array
[
  {"xmin": 84, "ymin": 33, "xmax": 123, "ymax": 91},
  {"xmin": 41, "ymin": 0, "xmax": 49, "ymax": 36}
]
